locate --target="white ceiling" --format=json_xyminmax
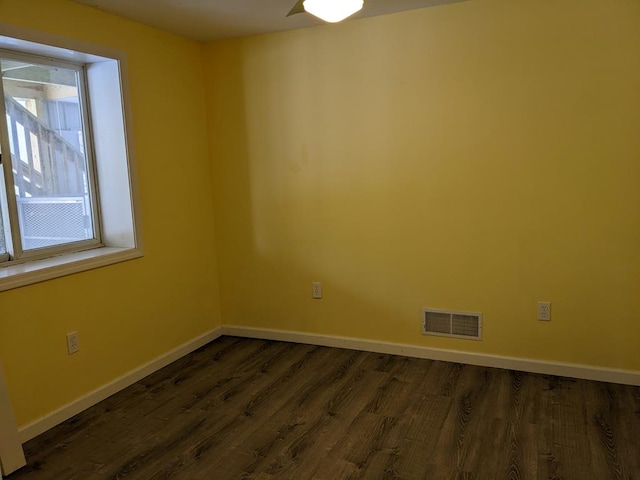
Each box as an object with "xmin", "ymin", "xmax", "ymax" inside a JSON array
[{"xmin": 71, "ymin": 0, "xmax": 466, "ymax": 42}]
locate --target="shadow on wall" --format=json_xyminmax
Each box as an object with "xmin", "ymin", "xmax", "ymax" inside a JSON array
[{"xmin": 204, "ymin": 7, "xmax": 640, "ymax": 370}]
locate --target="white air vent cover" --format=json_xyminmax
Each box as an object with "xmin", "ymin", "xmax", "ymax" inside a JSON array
[{"xmin": 422, "ymin": 308, "xmax": 482, "ymax": 340}]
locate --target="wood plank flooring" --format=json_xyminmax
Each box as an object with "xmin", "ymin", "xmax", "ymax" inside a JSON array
[{"xmin": 7, "ymin": 337, "xmax": 640, "ymax": 479}]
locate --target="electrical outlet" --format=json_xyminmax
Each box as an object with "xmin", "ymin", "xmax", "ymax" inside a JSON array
[
  {"xmin": 66, "ymin": 332, "xmax": 80, "ymax": 354},
  {"xmin": 537, "ymin": 302, "xmax": 551, "ymax": 321},
  {"xmin": 312, "ymin": 282, "xmax": 323, "ymax": 299}
]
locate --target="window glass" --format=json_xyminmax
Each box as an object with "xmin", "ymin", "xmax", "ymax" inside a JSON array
[{"xmin": 1, "ymin": 58, "xmax": 95, "ymax": 251}]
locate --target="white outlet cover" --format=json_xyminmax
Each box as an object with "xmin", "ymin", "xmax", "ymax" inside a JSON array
[
  {"xmin": 66, "ymin": 332, "xmax": 80, "ymax": 354},
  {"xmin": 537, "ymin": 302, "xmax": 551, "ymax": 321}
]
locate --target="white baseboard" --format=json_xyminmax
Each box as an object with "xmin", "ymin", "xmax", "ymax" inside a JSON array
[
  {"xmin": 221, "ymin": 325, "xmax": 640, "ymax": 387},
  {"xmin": 17, "ymin": 324, "xmax": 640, "ymax": 446},
  {"xmin": 18, "ymin": 327, "xmax": 224, "ymax": 443}
]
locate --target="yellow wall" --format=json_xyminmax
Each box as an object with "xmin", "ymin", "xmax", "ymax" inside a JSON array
[
  {"xmin": 204, "ymin": 0, "xmax": 640, "ymax": 370},
  {"xmin": 1, "ymin": 0, "xmax": 639, "ymax": 432},
  {"xmin": 0, "ymin": 0, "xmax": 221, "ymax": 426}
]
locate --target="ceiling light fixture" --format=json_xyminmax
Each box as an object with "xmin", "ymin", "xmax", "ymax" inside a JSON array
[{"xmin": 303, "ymin": 0, "xmax": 364, "ymax": 23}]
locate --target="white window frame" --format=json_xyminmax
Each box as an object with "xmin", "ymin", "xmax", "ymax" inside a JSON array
[
  {"xmin": 0, "ymin": 50, "xmax": 102, "ymax": 262},
  {"xmin": 0, "ymin": 23, "xmax": 143, "ymax": 292}
]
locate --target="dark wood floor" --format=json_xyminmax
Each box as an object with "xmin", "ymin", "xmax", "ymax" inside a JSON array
[{"xmin": 7, "ymin": 337, "xmax": 640, "ymax": 479}]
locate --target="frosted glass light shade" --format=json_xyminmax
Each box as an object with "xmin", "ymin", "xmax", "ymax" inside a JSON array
[{"xmin": 303, "ymin": 0, "xmax": 364, "ymax": 23}]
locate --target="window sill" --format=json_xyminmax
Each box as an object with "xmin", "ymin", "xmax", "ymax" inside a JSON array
[{"xmin": 0, "ymin": 247, "xmax": 143, "ymax": 292}]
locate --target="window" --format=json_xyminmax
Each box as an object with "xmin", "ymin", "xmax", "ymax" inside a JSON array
[
  {"xmin": 0, "ymin": 53, "xmax": 100, "ymax": 261},
  {"xmin": 0, "ymin": 26, "xmax": 142, "ymax": 291}
]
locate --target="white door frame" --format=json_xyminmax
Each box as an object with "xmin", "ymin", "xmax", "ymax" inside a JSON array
[{"xmin": 0, "ymin": 363, "xmax": 25, "ymax": 477}]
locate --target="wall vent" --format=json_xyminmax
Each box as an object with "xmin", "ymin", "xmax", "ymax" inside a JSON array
[{"xmin": 422, "ymin": 308, "xmax": 482, "ymax": 341}]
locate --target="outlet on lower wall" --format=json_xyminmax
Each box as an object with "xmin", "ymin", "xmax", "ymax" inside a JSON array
[
  {"xmin": 312, "ymin": 282, "xmax": 323, "ymax": 299},
  {"xmin": 66, "ymin": 332, "xmax": 80, "ymax": 354},
  {"xmin": 537, "ymin": 302, "xmax": 551, "ymax": 321}
]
